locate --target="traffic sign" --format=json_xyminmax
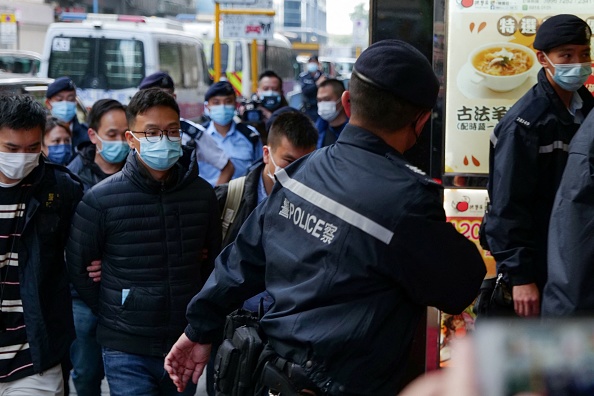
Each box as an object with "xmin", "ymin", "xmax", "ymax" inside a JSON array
[{"xmin": 222, "ymin": 14, "xmax": 274, "ymax": 39}]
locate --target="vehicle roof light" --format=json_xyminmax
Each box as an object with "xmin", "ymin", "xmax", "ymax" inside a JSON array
[
  {"xmin": 117, "ymin": 15, "xmax": 146, "ymax": 23},
  {"xmin": 59, "ymin": 12, "xmax": 88, "ymax": 22}
]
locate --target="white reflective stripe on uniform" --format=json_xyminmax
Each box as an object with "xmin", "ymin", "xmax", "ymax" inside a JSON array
[
  {"xmin": 275, "ymin": 169, "xmax": 394, "ymax": 244},
  {"xmin": 490, "ymin": 130, "xmax": 498, "ymax": 147},
  {"xmin": 539, "ymin": 140, "xmax": 569, "ymax": 153}
]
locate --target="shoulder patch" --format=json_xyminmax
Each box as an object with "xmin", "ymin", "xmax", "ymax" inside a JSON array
[
  {"xmin": 513, "ymin": 96, "xmax": 549, "ymax": 129},
  {"xmin": 403, "ymin": 163, "xmax": 440, "ymax": 186}
]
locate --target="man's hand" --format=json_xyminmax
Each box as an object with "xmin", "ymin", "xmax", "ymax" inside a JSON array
[
  {"xmin": 513, "ymin": 283, "xmax": 540, "ymax": 317},
  {"xmin": 87, "ymin": 260, "xmax": 102, "ymax": 282},
  {"xmin": 164, "ymin": 333, "xmax": 212, "ymax": 392}
]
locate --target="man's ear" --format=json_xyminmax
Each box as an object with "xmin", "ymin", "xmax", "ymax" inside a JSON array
[
  {"xmin": 262, "ymin": 145, "xmax": 271, "ymax": 165},
  {"xmin": 45, "ymin": 99, "xmax": 53, "ymax": 110},
  {"xmin": 342, "ymin": 91, "xmax": 351, "ymax": 118},
  {"xmin": 125, "ymin": 130, "xmax": 137, "ymax": 150},
  {"xmin": 414, "ymin": 111, "xmax": 432, "ymax": 135},
  {"xmin": 88, "ymin": 128, "xmax": 99, "ymax": 145}
]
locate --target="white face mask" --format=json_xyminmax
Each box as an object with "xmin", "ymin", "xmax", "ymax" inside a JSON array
[
  {"xmin": 266, "ymin": 147, "xmax": 282, "ymax": 181},
  {"xmin": 317, "ymin": 100, "xmax": 341, "ymax": 122},
  {"xmin": 0, "ymin": 152, "xmax": 40, "ymax": 184}
]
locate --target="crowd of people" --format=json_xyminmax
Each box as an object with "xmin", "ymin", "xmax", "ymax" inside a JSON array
[{"xmin": 1, "ymin": 12, "xmax": 593, "ymax": 396}]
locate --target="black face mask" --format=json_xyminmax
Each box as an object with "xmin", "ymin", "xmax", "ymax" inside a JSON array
[{"xmin": 260, "ymin": 93, "xmax": 282, "ymax": 111}]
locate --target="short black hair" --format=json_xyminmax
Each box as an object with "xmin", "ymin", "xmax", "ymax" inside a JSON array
[
  {"xmin": 0, "ymin": 95, "xmax": 47, "ymax": 132},
  {"xmin": 318, "ymin": 78, "xmax": 345, "ymax": 99},
  {"xmin": 126, "ymin": 88, "xmax": 180, "ymax": 127},
  {"xmin": 43, "ymin": 116, "xmax": 71, "ymax": 147},
  {"xmin": 88, "ymin": 99, "xmax": 126, "ymax": 131},
  {"xmin": 349, "ymin": 73, "xmax": 423, "ymax": 131},
  {"xmin": 258, "ymin": 70, "xmax": 283, "ymax": 87},
  {"xmin": 268, "ymin": 112, "xmax": 318, "ymax": 149}
]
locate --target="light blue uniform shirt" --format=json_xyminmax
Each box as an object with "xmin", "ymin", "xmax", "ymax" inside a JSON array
[{"xmin": 198, "ymin": 121, "xmax": 263, "ymax": 186}]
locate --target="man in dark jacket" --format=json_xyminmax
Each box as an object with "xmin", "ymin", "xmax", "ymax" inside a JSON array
[
  {"xmin": 484, "ymin": 14, "xmax": 594, "ymax": 317},
  {"xmin": 542, "ymin": 109, "xmax": 594, "ymax": 316},
  {"xmin": 0, "ymin": 95, "xmax": 83, "ymax": 394},
  {"xmin": 165, "ymin": 40, "xmax": 486, "ymax": 395},
  {"xmin": 298, "ymin": 56, "xmax": 326, "ymax": 122},
  {"xmin": 67, "ymin": 99, "xmax": 129, "ymax": 396},
  {"xmin": 67, "ymin": 88, "xmax": 221, "ymax": 396}
]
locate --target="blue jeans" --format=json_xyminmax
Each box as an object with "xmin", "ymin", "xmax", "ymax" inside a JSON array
[
  {"xmin": 102, "ymin": 348, "xmax": 197, "ymax": 396},
  {"xmin": 70, "ymin": 297, "xmax": 103, "ymax": 396}
]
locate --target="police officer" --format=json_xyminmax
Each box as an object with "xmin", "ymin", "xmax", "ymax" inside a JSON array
[
  {"xmin": 165, "ymin": 40, "xmax": 486, "ymax": 395},
  {"xmin": 484, "ymin": 14, "xmax": 594, "ymax": 318},
  {"xmin": 45, "ymin": 76, "xmax": 90, "ymax": 153},
  {"xmin": 298, "ymin": 56, "xmax": 326, "ymax": 122}
]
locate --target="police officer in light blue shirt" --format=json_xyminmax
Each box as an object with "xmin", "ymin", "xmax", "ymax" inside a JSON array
[{"xmin": 199, "ymin": 82, "xmax": 263, "ymax": 186}]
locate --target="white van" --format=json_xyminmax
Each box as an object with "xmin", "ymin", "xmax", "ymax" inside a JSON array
[{"xmin": 39, "ymin": 13, "xmax": 212, "ymax": 120}]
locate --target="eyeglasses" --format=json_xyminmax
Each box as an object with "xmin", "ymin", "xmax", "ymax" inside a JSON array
[{"xmin": 128, "ymin": 128, "xmax": 183, "ymax": 143}]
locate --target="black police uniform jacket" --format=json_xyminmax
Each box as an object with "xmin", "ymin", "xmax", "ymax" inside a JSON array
[
  {"xmin": 485, "ymin": 68, "xmax": 594, "ymax": 292},
  {"xmin": 298, "ymin": 70, "xmax": 324, "ymax": 120},
  {"xmin": 542, "ymin": 111, "xmax": 594, "ymax": 316},
  {"xmin": 66, "ymin": 148, "xmax": 221, "ymax": 357},
  {"xmin": 184, "ymin": 125, "xmax": 486, "ymax": 395},
  {"xmin": 215, "ymin": 161, "xmax": 264, "ymax": 248},
  {"xmin": 16, "ymin": 159, "xmax": 83, "ymax": 372}
]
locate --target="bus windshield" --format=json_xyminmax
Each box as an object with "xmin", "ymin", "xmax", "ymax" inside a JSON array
[{"xmin": 48, "ymin": 37, "xmax": 145, "ymax": 90}]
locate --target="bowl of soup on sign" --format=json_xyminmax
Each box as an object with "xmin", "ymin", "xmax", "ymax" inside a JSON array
[{"xmin": 469, "ymin": 43, "xmax": 537, "ymax": 92}]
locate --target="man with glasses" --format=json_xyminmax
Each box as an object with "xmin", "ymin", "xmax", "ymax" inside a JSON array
[
  {"xmin": 66, "ymin": 88, "xmax": 221, "ymax": 396},
  {"xmin": 66, "ymin": 99, "xmax": 129, "ymax": 396}
]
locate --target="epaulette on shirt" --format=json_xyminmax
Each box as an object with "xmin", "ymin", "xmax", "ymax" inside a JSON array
[
  {"xmin": 403, "ymin": 163, "xmax": 441, "ymax": 186},
  {"xmin": 513, "ymin": 96, "xmax": 549, "ymax": 129}
]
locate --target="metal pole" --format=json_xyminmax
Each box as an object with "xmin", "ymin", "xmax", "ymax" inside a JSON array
[
  {"xmin": 214, "ymin": 2, "xmax": 221, "ymax": 82},
  {"xmin": 251, "ymin": 39, "xmax": 258, "ymax": 94},
  {"xmin": 93, "ymin": 0, "xmax": 99, "ymax": 13}
]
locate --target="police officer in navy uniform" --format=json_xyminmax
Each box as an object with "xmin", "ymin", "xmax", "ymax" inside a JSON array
[
  {"xmin": 298, "ymin": 56, "xmax": 327, "ymax": 122},
  {"xmin": 484, "ymin": 14, "xmax": 594, "ymax": 318},
  {"xmin": 165, "ymin": 40, "xmax": 486, "ymax": 395}
]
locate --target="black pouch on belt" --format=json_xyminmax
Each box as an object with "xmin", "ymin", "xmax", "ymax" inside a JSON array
[
  {"xmin": 233, "ymin": 325, "xmax": 264, "ymax": 396},
  {"xmin": 260, "ymin": 361, "xmax": 301, "ymax": 396},
  {"xmin": 214, "ymin": 339, "xmax": 240, "ymax": 395}
]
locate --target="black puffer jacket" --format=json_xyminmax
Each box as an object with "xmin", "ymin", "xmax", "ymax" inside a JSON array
[{"xmin": 66, "ymin": 149, "xmax": 221, "ymax": 357}]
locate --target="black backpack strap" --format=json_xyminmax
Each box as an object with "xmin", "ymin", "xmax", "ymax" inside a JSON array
[{"xmin": 180, "ymin": 118, "xmax": 204, "ymax": 141}]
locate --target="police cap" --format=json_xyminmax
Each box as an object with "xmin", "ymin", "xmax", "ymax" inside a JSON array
[
  {"xmin": 533, "ymin": 14, "xmax": 591, "ymax": 52},
  {"xmin": 352, "ymin": 40, "xmax": 439, "ymax": 108},
  {"xmin": 139, "ymin": 72, "xmax": 175, "ymax": 91},
  {"xmin": 46, "ymin": 77, "xmax": 76, "ymax": 99},
  {"xmin": 205, "ymin": 81, "xmax": 236, "ymax": 101}
]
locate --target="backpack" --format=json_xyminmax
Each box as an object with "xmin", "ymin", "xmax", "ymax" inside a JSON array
[{"xmin": 221, "ymin": 176, "xmax": 246, "ymax": 242}]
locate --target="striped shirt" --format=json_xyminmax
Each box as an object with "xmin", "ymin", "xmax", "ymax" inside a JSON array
[{"xmin": 0, "ymin": 183, "xmax": 34, "ymax": 382}]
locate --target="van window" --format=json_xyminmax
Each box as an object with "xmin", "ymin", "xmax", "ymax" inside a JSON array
[
  {"xmin": 210, "ymin": 43, "xmax": 229, "ymax": 72},
  {"xmin": 48, "ymin": 37, "xmax": 144, "ymax": 90},
  {"xmin": 200, "ymin": 50, "xmax": 211, "ymax": 84},
  {"xmin": 181, "ymin": 44, "xmax": 199, "ymax": 88},
  {"xmin": 159, "ymin": 43, "xmax": 183, "ymax": 88}
]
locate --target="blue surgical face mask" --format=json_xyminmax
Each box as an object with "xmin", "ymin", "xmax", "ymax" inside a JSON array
[
  {"xmin": 132, "ymin": 135, "xmax": 182, "ymax": 171},
  {"xmin": 95, "ymin": 133, "xmax": 130, "ymax": 164},
  {"xmin": 47, "ymin": 144, "xmax": 72, "ymax": 165},
  {"xmin": 259, "ymin": 90, "xmax": 282, "ymax": 111},
  {"xmin": 307, "ymin": 62, "xmax": 318, "ymax": 73},
  {"xmin": 544, "ymin": 53, "xmax": 592, "ymax": 92},
  {"xmin": 51, "ymin": 101, "xmax": 77, "ymax": 122},
  {"xmin": 209, "ymin": 104, "xmax": 236, "ymax": 126}
]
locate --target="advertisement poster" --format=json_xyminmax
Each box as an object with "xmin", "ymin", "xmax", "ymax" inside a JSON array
[
  {"xmin": 440, "ymin": 188, "xmax": 494, "ymax": 365},
  {"xmin": 444, "ymin": 0, "xmax": 594, "ymax": 175}
]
